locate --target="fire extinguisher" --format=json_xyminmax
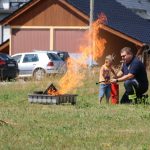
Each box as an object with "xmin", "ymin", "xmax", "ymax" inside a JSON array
[{"xmin": 111, "ymin": 83, "xmax": 119, "ymax": 104}]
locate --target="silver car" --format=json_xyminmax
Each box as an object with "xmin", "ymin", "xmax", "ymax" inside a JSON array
[{"xmin": 11, "ymin": 51, "xmax": 67, "ymax": 80}]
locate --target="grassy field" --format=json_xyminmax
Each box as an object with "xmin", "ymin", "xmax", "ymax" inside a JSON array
[{"xmin": 0, "ymin": 68, "xmax": 150, "ymax": 150}]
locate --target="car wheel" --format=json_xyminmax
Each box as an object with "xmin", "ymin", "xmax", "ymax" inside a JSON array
[{"xmin": 33, "ymin": 68, "xmax": 46, "ymax": 80}]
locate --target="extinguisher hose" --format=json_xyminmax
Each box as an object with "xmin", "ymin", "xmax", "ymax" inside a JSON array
[{"xmin": 96, "ymin": 81, "xmax": 106, "ymax": 85}]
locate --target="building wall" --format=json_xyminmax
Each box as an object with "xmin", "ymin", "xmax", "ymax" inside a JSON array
[
  {"xmin": 11, "ymin": 28, "xmax": 50, "ymax": 55},
  {"xmin": 3, "ymin": 26, "xmax": 10, "ymax": 42},
  {"xmin": 54, "ymin": 29, "xmax": 87, "ymax": 53},
  {"xmin": 0, "ymin": 0, "xmax": 30, "ymax": 10},
  {"xmin": 0, "ymin": 25, "xmax": 10, "ymax": 44},
  {"xmin": 98, "ymin": 29, "xmax": 139, "ymax": 65},
  {"xmin": 9, "ymin": 0, "xmax": 88, "ymax": 26},
  {"xmin": 0, "ymin": 26, "xmax": 2, "ymax": 44},
  {"xmin": 0, "ymin": 0, "xmax": 30, "ymax": 44},
  {"xmin": 0, "ymin": 0, "xmax": 9, "ymax": 10},
  {"xmin": 10, "ymin": 26, "xmax": 88, "ymax": 55},
  {"xmin": 9, "ymin": 0, "xmax": 89, "ymax": 55}
]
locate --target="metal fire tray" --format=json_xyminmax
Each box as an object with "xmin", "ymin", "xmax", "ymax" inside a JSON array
[{"xmin": 28, "ymin": 94, "xmax": 77, "ymax": 105}]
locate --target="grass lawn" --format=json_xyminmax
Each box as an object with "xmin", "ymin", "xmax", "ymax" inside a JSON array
[{"xmin": 0, "ymin": 68, "xmax": 150, "ymax": 150}]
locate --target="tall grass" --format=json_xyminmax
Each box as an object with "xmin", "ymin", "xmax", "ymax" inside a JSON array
[{"xmin": 0, "ymin": 69, "xmax": 150, "ymax": 150}]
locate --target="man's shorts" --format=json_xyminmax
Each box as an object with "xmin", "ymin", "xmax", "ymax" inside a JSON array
[{"xmin": 99, "ymin": 84, "xmax": 111, "ymax": 99}]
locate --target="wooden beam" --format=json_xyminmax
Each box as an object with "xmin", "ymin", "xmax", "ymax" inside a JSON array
[
  {"xmin": 0, "ymin": 40, "xmax": 9, "ymax": 52},
  {"xmin": 11, "ymin": 26, "xmax": 89, "ymax": 29}
]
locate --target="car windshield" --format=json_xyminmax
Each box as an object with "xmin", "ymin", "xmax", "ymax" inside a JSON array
[
  {"xmin": 47, "ymin": 53, "xmax": 62, "ymax": 61},
  {"xmin": 0, "ymin": 53, "xmax": 12, "ymax": 60}
]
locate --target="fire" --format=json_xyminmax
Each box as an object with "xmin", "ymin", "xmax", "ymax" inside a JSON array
[
  {"xmin": 45, "ymin": 84, "xmax": 60, "ymax": 96},
  {"xmin": 59, "ymin": 13, "xmax": 107, "ymax": 94},
  {"xmin": 59, "ymin": 58, "xmax": 86, "ymax": 94},
  {"xmin": 91, "ymin": 13, "xmax": 107, "ymax": 61},
  {"xmin": 47, "ymin": 89, "xmax": 59, "ymax": 96}
]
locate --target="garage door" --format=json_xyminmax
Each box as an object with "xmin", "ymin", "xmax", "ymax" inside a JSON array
[
  {"xmin": 11, "ymin": 29, "xmax": 50, "ymax": 55},
  {"xmin": 54, "ymin": 29, "xmax": 87, "ymax": 53}
]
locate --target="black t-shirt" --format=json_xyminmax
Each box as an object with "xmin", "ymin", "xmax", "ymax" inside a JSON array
[{"xmin": 121, "ymin": 56, "xmax": 149, "ymax": 89}]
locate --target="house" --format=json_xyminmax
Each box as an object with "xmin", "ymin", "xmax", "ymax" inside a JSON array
[
  {"xmin": 0, "ymin": 0, "xmax": 89, "ymax": 56},
  {"xmin": 0, "ymin": 0, "xmax": 30, "ymax": 21},
  {"xmin": 0, "ymin": 0, "xmax": 30, "ymax": 44},
  {"xmin": 0, "ymin": 0, "xmax": 150, "ymax": 65}
]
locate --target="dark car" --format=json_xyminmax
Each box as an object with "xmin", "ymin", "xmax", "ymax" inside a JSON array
[{"xmin": 0, "ymin": 53, "xmax": 19, "ymax": 80}]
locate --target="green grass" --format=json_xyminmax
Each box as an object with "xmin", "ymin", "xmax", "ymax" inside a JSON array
[{"xmin": 0, "ymin": 69, "xmax": 150, "ymax": 150}]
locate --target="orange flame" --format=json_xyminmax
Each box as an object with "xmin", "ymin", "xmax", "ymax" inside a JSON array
[
  {"xmin": 59, "ymin": 13, "xmax": 107, "ymax": 94},
  {"xmin": 91, "ymin": 13, "xmax": 107, "ymax": 61},
  {"xmin": 59, "ymin": 58, "xmax": 85, "ymax": 94},
  {"xmin": 47, "ymin": 89, "xmax": 59, "ymax": 96}
]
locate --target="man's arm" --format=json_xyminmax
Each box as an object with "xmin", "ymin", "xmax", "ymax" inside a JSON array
[
  {"xmin": 117, "ymin": 73, "xmax": 134, "ymax": 82},
  {"xmin": 111, "ymin": 73, "xmax": 135, "ymax": 83},
  {"xmin": 116, "ymin": 70, "xmax": 123, "ymax": 78}
]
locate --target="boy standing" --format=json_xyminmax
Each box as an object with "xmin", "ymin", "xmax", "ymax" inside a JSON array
[{"xmin": 99, "ymin": 55, "xmax": 116, "ymax": 104}]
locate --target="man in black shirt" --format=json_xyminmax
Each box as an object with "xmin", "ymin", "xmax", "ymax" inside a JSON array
[{"xmin": 111, "ymin": 47, "xmax": 149, "ymax": 103}]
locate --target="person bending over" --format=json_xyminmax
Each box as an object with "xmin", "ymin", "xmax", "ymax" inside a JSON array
[{"xmin": 111, "ymin": 47, "xmax": 149, "ymax": 104}]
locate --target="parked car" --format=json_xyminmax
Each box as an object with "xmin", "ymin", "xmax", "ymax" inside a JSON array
[
  {"xmin": 11, "ymin": 51, "xmax": 67, "ymax": 80},
  {"xmin": 33, "ymin": 50, "xmax": 70, "ymax": 61},
  {"xmin": 0, "ymin": 53, "xmax": 19, "ymax": 81}
]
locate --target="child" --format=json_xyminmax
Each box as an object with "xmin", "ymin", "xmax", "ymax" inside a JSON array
[{"xmin": 99, "ymin": 55, "xmax": 116, "ymax": 104}]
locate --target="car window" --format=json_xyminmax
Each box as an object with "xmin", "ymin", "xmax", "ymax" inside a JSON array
[
  {"xmin": 58, "ymin": 52, "xmax": 69, "ymax": 61},
  {"xmin": 23, "ymin": 54, "xmax": 39, "ymax": 63},
  {"xmin": 47, "ymin": 53, "xmax": 62, "ymax": 61},
  {"xmin": 57, "ymin": 53, "xmax": 64, "ymax": 60},
  {"xmin": 0, "ymin": 53, "xmax": 12, "ymax": 60},
  {"xmin": 12, "ymin": 55, "xmax": 22, "ymax": 63}
]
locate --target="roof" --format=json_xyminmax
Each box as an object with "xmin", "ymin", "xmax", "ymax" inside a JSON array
[
  {"xmin": 116, "ymin": 0, "xmax": 150, "ymax": 19},
  {"xmin": 67, "ymin": 0, "xmax": 150, "ymax": 44},
  {"xmin": 0, "ymin": 0, "xmax": 88, "ymax": 25},
  {"xmin": 116, "ymin": 0, "xmax": 150, "ymax": 13}
]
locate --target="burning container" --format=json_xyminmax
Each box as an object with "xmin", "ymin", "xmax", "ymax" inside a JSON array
[{"xmin": 28, "ymin": 84, "xmax": 77, "ymax": 105}]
